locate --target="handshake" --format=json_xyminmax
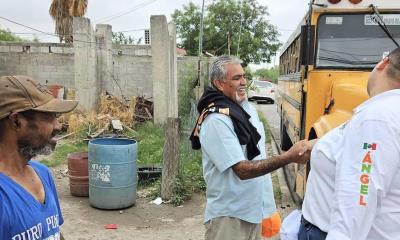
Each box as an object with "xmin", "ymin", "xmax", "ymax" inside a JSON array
[{"xmin": 283, "ymin": 139, "xmax": 317, "ymax": 165}]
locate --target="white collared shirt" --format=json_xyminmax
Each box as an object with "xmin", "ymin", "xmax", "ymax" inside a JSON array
[{"xmin": 303, "ymin": 89, "xmax": 400, "ymax": 240}]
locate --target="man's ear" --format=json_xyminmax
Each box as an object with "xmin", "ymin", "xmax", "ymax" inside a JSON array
[
  {"xmin": 212, "ymin": 80, "xmax": 223, "ymax": 91},
  {"xmin": 376, "ymin": 57, "xmax": 390, "ymax": 70},
  {"xmin": 8, "ymin": 113, "xmax": 21, "ymax": 129}
]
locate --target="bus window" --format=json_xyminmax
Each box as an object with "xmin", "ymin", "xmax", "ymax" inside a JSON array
[{"xmin": 316, "ymin": 13, "xmax": 400, "ymax": 68}]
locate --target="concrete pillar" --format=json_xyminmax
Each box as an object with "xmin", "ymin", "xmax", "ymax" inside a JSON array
[
  {"xmin": 73, "ymin": 17, "xmax": 98, "ymax": 110},
  {"xmin": 151, "ymin": 15, "xmax": 170, "ymax": 124},
  {"xmin": 95, "ymin": 24, "xmax": 114, "ymax": 99},
  {"xmin": 168, "ymin": 23, "xmax": 178, "ymax": 118}
]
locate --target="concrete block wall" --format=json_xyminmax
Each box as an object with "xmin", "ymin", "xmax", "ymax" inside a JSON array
[
  {"xmin": 111, "ymin": 55, "xmax": 153, "ymax": 99},
  {"xmin": 0, "ymin": 44, "xmax": 206, "ymax": 100},
  {"xmin": 112, "ymin": 45, "xmax": 151, "ymax": 56},
  {"xmin": 0, "ymin": 17, "xmax": 210, "ymax": 114},
  {"xmin": 177, "ymin": 56, "xmax": 211, "ymax": 86},
  {"xmin": 0, "ymin": 42, "xmax": 74, "ymax": 87}
]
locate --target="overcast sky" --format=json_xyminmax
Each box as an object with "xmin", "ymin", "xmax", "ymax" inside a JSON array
[{"xmin": 0, "ymin": 0, "xmax": 308, "ymax": 67}]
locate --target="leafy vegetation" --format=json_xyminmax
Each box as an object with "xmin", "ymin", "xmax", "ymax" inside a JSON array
[
  {"xmin": 167, "ymin": 65, "xmax": 205, "ymax": 205},
  {"xmin": 112, "ymin": 32, "xmax": 141, "ymax": 45},
  {"xmin": 134, "ymin": 122, "xmax": 165, "ymax": 166},
  {"xmin": 258, "ymin": 110, "xmax": 272, "ymax": 144},
  {"xmin": 0, "ymin": 28, "xmax": 25, "ymax": 42},
  {"xmin": 143, "ymin": 127, "xmax": 204, "ymax": 206},
  {"xmin": 40, "ymin": 140, "xmax": 87, "ymax": 167},
  {"xmin": 244, "ymin": 66, "xmax": 253, "ymax": 81},
  {"xmin": 178, "ymin": 63, "xmax": 197, "ymax": 118},
  {"xmin": 172, "ymin": 0, "xmax": 281, "ymax": 66},
  {"xmin": 271, "ymin": 172, "xmax": 282, "ymax": 205},
  {"xmin": 148, "ymin": 136, "xmax": 204, "ymax": 206},
  {"xmin": 253, "ymin": 66, "xmax": 279, "ymax": 83}
]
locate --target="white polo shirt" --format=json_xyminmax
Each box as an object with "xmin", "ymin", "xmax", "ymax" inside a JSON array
[{"xmin": 302, "ymin": 89, "xmax": 400, "ymax": 240}]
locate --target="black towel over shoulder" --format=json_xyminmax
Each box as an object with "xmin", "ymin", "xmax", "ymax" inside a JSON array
[{"xmin": 190, "ymin": 87, "xmax": 261, "ymax": 160}]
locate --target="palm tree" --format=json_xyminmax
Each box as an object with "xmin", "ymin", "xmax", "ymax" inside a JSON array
[{"xmin": 49, "ymin": 0, "xmax": 88, "ymax": 43}]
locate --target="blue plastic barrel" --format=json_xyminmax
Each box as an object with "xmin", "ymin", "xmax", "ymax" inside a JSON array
[{"xmin": 88, "ymin": 138, "xmax": 138, "ymax": 209}]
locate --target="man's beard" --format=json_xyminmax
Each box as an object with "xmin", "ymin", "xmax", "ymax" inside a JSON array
[
  {"xmin": 18, "ymin": 142, "xmax": 55, "ymax": 159},
  {"xmin": 235, "ymin": 89, "xmax": 246, "ymax": 103}
]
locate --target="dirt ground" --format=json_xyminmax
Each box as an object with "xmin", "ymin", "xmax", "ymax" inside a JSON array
[
  {"xmin": 53, "ymin": 165, "xmax": 206, "ymax": 240},
  {"xmin": 53, "ymin": 165, "xmax": 295, "ymax": 240},
  {"xmin": 52, "ymin": 139, "xmax": 296, "ymax": 240}
]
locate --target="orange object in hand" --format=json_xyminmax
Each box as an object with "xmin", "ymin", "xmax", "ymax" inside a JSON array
[{"xmin": 261, "ymin": 212, "xmax": 281, "ymax": 238}]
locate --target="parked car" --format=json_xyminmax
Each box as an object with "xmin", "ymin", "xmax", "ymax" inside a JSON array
[{"xmin": 247, "ymin": 80, "xmax": 275, "ymax": 104}]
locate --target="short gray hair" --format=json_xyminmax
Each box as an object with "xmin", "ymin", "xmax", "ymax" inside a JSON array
[
  {"xmin": 209, "ymin": 55, "xmax": 242, "ymax": 86},
  {"xmin": 387, "ymin": 47, "xmax": 400, "ymax": 81}
]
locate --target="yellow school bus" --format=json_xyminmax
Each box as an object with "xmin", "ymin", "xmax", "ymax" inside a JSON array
[{"xmin": 277, "ymin": 0, "xmax": 400, "ymax": 205}]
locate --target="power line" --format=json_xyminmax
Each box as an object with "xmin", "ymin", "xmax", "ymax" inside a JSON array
[
  {"xmin": 0, "ymin": 16, "xmax": 96, "ymax": 44},
  {"xmin": 7, "ymin": 29, "xmax": 148, "ymax": 36},
  {"xmin": 279, "ymin": 28, "xmax": 295, "ymax": 32},
  {"xmin": 8, "ymin": 31, "xmax": 90, "ymax": 36},
  {"xmin": 37, "ymin": 35, "xmax": 57, "ymax": 42},
  {"xmin": 0, "ymin": 16, "xmax": 58, "ymax": 38},
  {"xmin": 94, "ymin": 0, "xmax": 158, "ymax": 23},
  {"xmin": 4, "ymin": 32, "xmax": 45, "ymax": 35},
  {"xmin": 114, "ymin": 28, "xmax": 148, "ymax": 33},
  {"xmin": 1, "ymin": 18, "xmax": 148, "ymax": 44}
]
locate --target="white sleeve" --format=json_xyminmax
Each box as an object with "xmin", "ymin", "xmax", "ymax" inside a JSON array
[{"xmin": 326, "ymin": 120, "xmax": 400, "ymax": 240}]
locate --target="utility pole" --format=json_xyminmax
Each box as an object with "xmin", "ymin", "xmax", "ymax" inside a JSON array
[
  {"xmin": 195, "ymin": 0, "xmax": 206, "ymax": 99},
  {"xmin": 198, "ymin": 0, "xmax": 205, "ymax": 57}
]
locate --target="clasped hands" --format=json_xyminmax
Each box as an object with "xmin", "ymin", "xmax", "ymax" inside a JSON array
[{"xmin": 284, "ymin": 139, "xmax": 317, "ymax": 164}]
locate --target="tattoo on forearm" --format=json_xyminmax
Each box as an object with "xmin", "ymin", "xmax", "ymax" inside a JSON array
[{"xmin": 233, "ymin": 155, "xmax": 289, "ymax": 180}]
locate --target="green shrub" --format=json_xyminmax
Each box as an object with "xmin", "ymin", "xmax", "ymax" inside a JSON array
[
  {"xmin": 258, "ymin": 111, "xmax": 272, "ymax": 144},
  {"xmin": 134, "ymin": 122, "xmax": 165, "ymax": 166},
  {"xmin": 40, "ymin": 140, "xmax": 87, "ymax": 167}
]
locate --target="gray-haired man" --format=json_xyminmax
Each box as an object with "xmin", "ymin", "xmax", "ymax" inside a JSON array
[{"xmin": 190, "ymin": 56, "xmax": 313, "ymax": 240}]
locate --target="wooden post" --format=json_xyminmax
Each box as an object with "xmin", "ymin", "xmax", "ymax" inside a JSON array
[{"xmin": 161, "ymin": 117, "xmax": 180, "ymax": 199}]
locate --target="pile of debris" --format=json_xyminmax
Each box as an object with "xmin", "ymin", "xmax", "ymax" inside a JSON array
[
  {"xmin": 63, "ymin": 92, "xmax": 153, "ymax": 139},
  {"xmin": 133, "ymin": 96, "xmax": 153, "ymax": 123}
]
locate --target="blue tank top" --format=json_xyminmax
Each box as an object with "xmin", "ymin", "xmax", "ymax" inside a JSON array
[{"xmin": 0, "ymin": 160, "xmax": 64, "ymax": 240}]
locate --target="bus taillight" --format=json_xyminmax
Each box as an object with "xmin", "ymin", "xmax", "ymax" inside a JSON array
[
  {"xmin": 349, "ymin": 0, "xmax": 362, "ymax": 3},
  {"xmin": 328, "ymin": 0, "xmax": 341, "ymax": 3}
]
